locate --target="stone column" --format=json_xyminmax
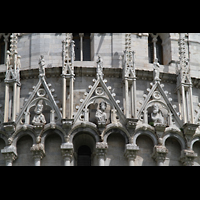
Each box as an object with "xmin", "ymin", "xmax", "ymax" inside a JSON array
[
  {"xmin": 50, "ymin": 110, "xmax": 55, "ymax": 124},
  {"xmin": 69, "ymin": 75, "xmax": 74, "ymax": 119},
  {"xmin": 124, "ymin": 78, "xmax": 129, "ymax": 118},
  {"xmin": 152, "ymin": 145, "xmax": 168, "ymax": 166},
  {"xmin": 189, "ymin": 86, "xmax": 194, "ymax": 124},
  {"xmin": 3, "ymin": 35, "xmax": 9, "ymax": 64},
  {"xmin": 16, "ymin": 84, "xmax": 21, "ymax": 114},
  {"xmin": 182, "ymin": 84, "xmax": 187, "ymax": 123},
  {"xmin": 4, "ymin": 83, "xmax": 9, "ymax": 122},
  {"xmin": 1, "ymin": 145, "xmax": 17, "ymax": 166},
  {"xmin": 177, "ymin": 89, "xmax": 182, "ymax": 120},
  {"xmin": 152, "ymin": 36, "xmax": 157, "ymax": 62},
  {"xmin": 60, "ymin": 142, "xmax": 73, "ymax": 166},
  {"xmin": 79, "ymin": 33, "xmax": 84, "ymax": 61},
  {"xmin": 124, "ymin": 144, "xmax": 139, "ymax": 166},
  {"xmin": 62, "ymin": 75, "xmax": 67, "ymax": 119},
  {"xmin": 96, "ymin": 142, "xmax": 108, "ymax": 166},
  {"xmin": 30, "ymin": 143, "xmax": 45, "ymax": 166},
  {"xmin": 131, "ymin": 78, "xmax": 137, "ymax": 118},
  {"xmin": 12, "ymin": 82, "xmax": 17, "ymax": 121}
]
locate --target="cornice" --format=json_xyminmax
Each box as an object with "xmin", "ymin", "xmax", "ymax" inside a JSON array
[{"xmin": 0, "ymin": 65, "xmax": 199, "ymax": 88}]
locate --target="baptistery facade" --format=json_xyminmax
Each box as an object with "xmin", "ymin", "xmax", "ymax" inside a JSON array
[{"xmin": 0, "ymin": 33, "xmax": 200, "ymax": 166}]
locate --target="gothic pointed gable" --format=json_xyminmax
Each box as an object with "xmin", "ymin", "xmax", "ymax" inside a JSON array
[
  {"xmin": 137, "ymin": 62, "xmax": 182, "ymax": 128},
  {"xmin": 15, "ymin": 56, "xmax": 62, "ymax": 127},
  {"xmin": 74, "ymin": 55, "xmax": 126, "ymax": 125}
]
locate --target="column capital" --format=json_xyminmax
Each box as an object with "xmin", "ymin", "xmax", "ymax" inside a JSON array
[
  {"xmin": 124, "ymin": 144, "xmax": 139, "ymax": 160},
  {"xmin": 96, "ymin": 142, "xmax": 108, "ymax": 158},
  {"xmin": 79, "ymin": 33, "xmax": 84, "ymax": 37},
  {"xmin": 180, "ymin": 149, "xmax": 197, "ymax": 166},
  {"xmin": 152, "ymin": 145, "xmax": 168, "ymax": 165},
  {"xmin": 1, "ymin": 145, "xmax": 17, "ymax": 166},
  {"xmin": 30, "ymin": 143, "xmax": 45, "ymax": 160},
  {"xmin": 60, "ymin": 142, "xmax": 74, "ymax": 161}
]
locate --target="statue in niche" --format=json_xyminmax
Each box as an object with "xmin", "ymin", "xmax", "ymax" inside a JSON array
[
  {"xmin": 32, "ymin": 100, "xmax": 46, "ymax": 125},
  {"xmin": 151, "ymin": 103, "xmax": 164, "ymax": 125},
  {"xmin": 95, "ymin": 101, "xmax": 107, "ymax": 124},
  {"xmin": 38, "ymin": 55, "xmax": 45, "ymax": 77}
]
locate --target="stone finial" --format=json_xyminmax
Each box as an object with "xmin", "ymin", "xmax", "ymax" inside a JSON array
[
  {"xmin": 123, "ymin": 33, "xmax": 135, "ymax": 79},
  {"xmin": 5, "ymin": 33, "xmax": 21, "ymax": 83},
  {"xmin": 10, "ymin": 33, "xmax": 18, "ymax": 55},
  {"xmin": 62, "ymin": 33, "xmax": 75, "ymax": 76}
]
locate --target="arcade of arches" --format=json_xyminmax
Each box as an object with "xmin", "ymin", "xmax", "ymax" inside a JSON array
[{"xmin": 1, "ymin": 129, "xmax": 200, "ymax": 166}]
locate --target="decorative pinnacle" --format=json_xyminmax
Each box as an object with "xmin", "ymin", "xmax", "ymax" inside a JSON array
[{"xmin": 10, "ymin": 33, "xmax": 18, "ymax": 55}]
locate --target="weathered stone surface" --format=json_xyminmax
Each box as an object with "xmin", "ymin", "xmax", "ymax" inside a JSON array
[{"xmin": 0, "ymin": 33, "xmax": 199, "ymax": 166}]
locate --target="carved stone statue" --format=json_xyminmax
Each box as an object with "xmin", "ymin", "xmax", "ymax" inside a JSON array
[
  {"xmin": 32, "ymin": 100, "xmax": 46, "ymax": 125},
  {"xmin": 38, "ymin": 55, "xmax": 45, "ymax": 77},
  {"xmin": 153, "ymin": 58, "xmax": 161, "ymax": 81},
  {"xmin": 151, "ymin": 103, "xmax": 164, "ymax": 125},
  {"xmin": 95, "ymin": 101, "xmax": 107, "ymax": 124},
  {"xmin": 96, "ymin": 54, "xmax": 103, "ymax": 79}
]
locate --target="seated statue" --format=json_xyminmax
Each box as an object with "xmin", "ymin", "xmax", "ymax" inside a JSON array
[
  {"xmin": 32, "ymin": 100, "xmax": 46, "ymax": 125},
  {"xmin": 151, "ymin": 103, "xmax": 164, "ymax": 125},
  {"xmin": 95, "ymin": 101, "xmax": 107, "ymax": 124}
]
